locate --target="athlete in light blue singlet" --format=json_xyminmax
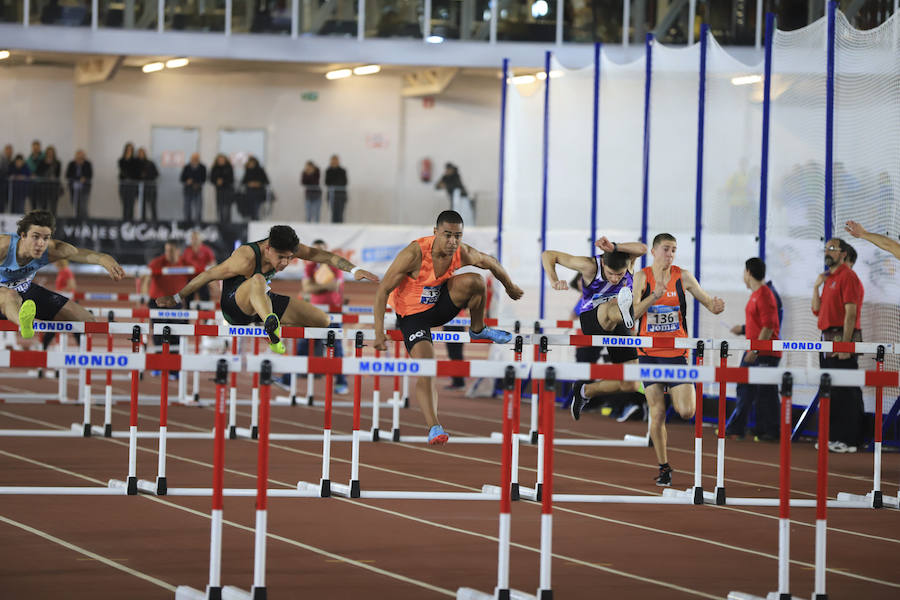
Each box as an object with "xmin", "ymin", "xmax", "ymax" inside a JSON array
[{"xmin": 0, "ymin": 210, "xmax": 125, "ymax": 339}]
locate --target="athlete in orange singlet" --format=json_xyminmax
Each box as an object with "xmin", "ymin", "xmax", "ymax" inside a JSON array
[
  {"xmin": 373, "ymin": 210, "xmax": 524, "ymax": 445},
  {"xmin": 633, "ymin": 233, "xmax": 725, "ymax": 486}
]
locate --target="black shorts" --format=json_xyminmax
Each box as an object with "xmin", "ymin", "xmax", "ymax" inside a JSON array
[
  {"xmin": 220, "ymin": 283, "xmax": 290, "ymax": 326},
  {"xmin": 396, "ymin": 282, "xmax": 463, "ymax": 353},
  {"xmin": 579, "ymin": 306, "xmax": 638, "ymax": 364},
  {"xmin": 638, "ymin": 355, "xmax": 691, "ymax": 389},
  {"xmin": 0, "ymin": 283, "xmax": 69, "ymax": 321}
]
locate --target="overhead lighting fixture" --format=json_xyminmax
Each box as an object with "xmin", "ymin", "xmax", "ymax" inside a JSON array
[
  {"xmin": 325, "ymin": 68, "xmax": 352, "ymax": 80},
  {"xmin": 510, "ymin": 75, "xmax": 536, "ymax": 85},
  {"xmin": 426, "ymin": 35, "xmax": 444, "ymax": 44},
  {"xmin": 166, "ymin": 58, "xmax": 189, "ymax": 69},
  {"xmin": 142, "ymin": 62, "xmax": 164, "ymax": 73},
  {"xmin": 536, "ymin": 70, "xmax": 563, "ymax": 80},
  {"xmin": 731, "ymin": 74, "xmax": 762, "ymax": 86},
  {"xmin": 353, "ymin": 64, "xmax": 381, "ymax": 76},
  {"xmin": 0, "ymin": 50, "xmax": 9, "ymax": 60},
  {"xmin": 531, "ymin": 0, "xmax": 549, "ymax": 18}
]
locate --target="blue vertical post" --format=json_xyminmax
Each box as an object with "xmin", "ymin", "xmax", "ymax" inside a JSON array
[
  {"xmin": 824, "ymin": 1, "xmax": 836, "ymax": 242},
  {"xmin": 692, "ymin": 25, "xmax": 709, "ymax": 340},
  {"xmin": 497, "ymin": 59, "xmax": 509, "ymax": 264},
  {"xmin": 539, "ymin": 50, "xmax": 551, "ymax": 319},
  {"xmin": 759, "ymin": 13, "xmax": 774, "ymax": 261},
  {"xmin": 590, "ymin": 42, "xmax": 601, "ymax": 254},
  {"xmin": 640, "ymin": 33, "xmax": 654, "ymax": 268}
]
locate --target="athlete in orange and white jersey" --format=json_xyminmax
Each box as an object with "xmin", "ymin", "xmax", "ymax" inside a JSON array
[
  {"xmin": 633, "ymin": 233, "xmax": 725, "ymax": 487},
  {"xmin": 374, "ymin": 210, "xmax": 524, "ymax": 445}
]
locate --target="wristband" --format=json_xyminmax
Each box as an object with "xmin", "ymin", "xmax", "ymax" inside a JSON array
[
  {"xmin": 172, "ymin": 292, "xmax": 182, "ymax": 305},
  {"xmin": 350, "ymin": 266, "xmax": 361, "ymax": 277},
  {"xmin": 612, "ymin": 242, "xmax": 618, "ymax": 252}
]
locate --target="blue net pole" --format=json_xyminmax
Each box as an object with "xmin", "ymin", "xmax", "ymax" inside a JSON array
[
  {"xmin": 640, "ymin": 33, "xmax": 654, "ymax": 269},
  {"xmin": 496, "ymin": 58, "xmax": 509, "ymax": 264},
  {"xmin": 539, "ymin": 50, "xmax": 552, "ymax": 319},
  {"xmin": 590, "ymin": 42, "xmax": 601, "ymax": 254},
  {"xmin": 692, "ymin": 24, "xmax": 709, "ymax": 341},
  {"xmin": 824, "ymin": 1, "xmax": 836, "ymax": 242},
  {"xmin": 759, "ymin": 13, "xmax": 775, "ymax": 261}
]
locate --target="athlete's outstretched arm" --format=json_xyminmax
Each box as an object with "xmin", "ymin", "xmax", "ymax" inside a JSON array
[
  {"xmin": 295, "ymin": 243, "xmax": 379, "ymax": 282},
  {"xmin": 681, "ymin": 269, "xmax": 725, "ymax": 314},
  {"xmin": 50, "ymin": 240, "xmax": 125, "ymax": 281},
  {"xmin": 156, "ymin": 248, "xmax": 252, "ymax": 307},
  {"xmin": 462, "ymin": 245, "xmax": 523, "ymax": 300},
  {"xmin": 594, "ymin": 237, "xmax": 648, "ymax": 258},
  {"xmin": 373, "ymin": 242, "xmax": 420, "ymax": 351},
  {"xmin": 845, "ymin": 220, "xmax": 900, "ymax": 260},
  {"xmin": 540, "ymin": 250, "xmax": 597, "ymax": 291}
]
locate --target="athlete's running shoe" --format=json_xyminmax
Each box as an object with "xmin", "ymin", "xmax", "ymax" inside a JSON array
[
  {"xmin": 469, "ymin": 327, "xmax": 513, "ymax": 344},
  {"xmin": 655, "ymin": 464, "xmax": 673, "ymax": 487},
  {"xmin": 617, "ymin": 287, "xmax": 634, "ymax": 329},
  {"xmin": 19, "ymin": 299, "xmax": 36, "ymax": 339},
  {"xmin": 263, "ymin": 313, "xmax": 285, "ymax": 354},
  {"xmin": 569, "ymin": 380, "xmax": 589, "ymax": 421},
  {"xmin": 428, "ymin": 424, "xmax": 449, "ymax": 445}
]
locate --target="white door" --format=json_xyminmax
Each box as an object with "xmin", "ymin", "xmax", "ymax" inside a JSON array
[{"xmin": 151, "ymin": 126, "xmax": 201, "ymax": 221}]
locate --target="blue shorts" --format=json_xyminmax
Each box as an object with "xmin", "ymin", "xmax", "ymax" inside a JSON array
[{"xmin": 638, "ymin": 355, "xmax": 691, "ymax": 390}]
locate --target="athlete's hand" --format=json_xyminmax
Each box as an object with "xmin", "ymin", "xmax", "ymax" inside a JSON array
[
  {"xmin": 551, "ymin": 280, "xmax": 568, "ymax": 291},
  {"xmin": 710, "ymin": 296, "xmax": 725, "ymax": 314},
  {"xmin": 374, "ymin": 331, "xmax": 388, "ymax": 352},
  {"xmin": 505, "ymin": 283, "xmax": 524, "ymax": 300},
  {"xmin": 744, "ymin": 350, "xmax": 758, "ymax": 364},
  {"xmin": 844, "ymin": 220, "xmax": 866, "ymax": 238},
  {"xmin": 594, "ymin": 236, "xmax": 615, "ymax": 253},
  {"xmin": 156, "ymin": 295, "xmax": 176, "ymax": 308},
  {"xmin": 100, "ymin": 255, "xmax": 126, "ymax": 281},
  {"xmin": 353, "ymin": 268, "xmax": 380, "ymax": 282}
]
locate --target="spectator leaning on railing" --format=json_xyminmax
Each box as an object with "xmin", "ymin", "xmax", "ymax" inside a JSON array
[
  {"xmin": 301, "ymin": 160, "xmax": 321, "ymax": 222},
  {"xmin": 7, "ymin": 154, "xmax": 31, "ymax": 214},
  {"xmin": 118, "ymin": 142, "xmax": 142, "ymax": 221},
  {"xmin": 325, "ymin": 154, "xmax": 348, "ymax": 223},
  {"xmin": 25, "ymin": 140, "xmax": 43, "ymax": 174},
  {"xmin": 34, "ymin": 145, "xmax": 62, "ymax": 213},
  {"xmin": 137, "ymin": 147, "xmax": 159, "ymax": 222},
  {"xmin": 210, "ymin": 154, "xmax": 234, "ymax": 224},
  {"xmin": 180, "ymin": 153, "xmax": 207, "ymax": 223},
  {"xmin": 65, "ymin": 149, "xmax": 93, "ymax": 219},
  {"xmin": 241, "ymin": 155, "xmax": 269, "ymax": 221}
]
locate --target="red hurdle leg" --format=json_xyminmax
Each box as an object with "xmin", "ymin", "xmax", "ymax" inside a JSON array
[
  {"xmin": 692, "ymin": 341, "xmax": 705, "ymax": 504},
  {"xmin": 510, "ymin": 335, "xmax": 523, "ymax": 500},
  {"xmin": 155, "ymin": 327, "xmax": 171, "ymax": 495},
  {"xmin": 319, "ymin": 331, "xmax": 336, "ymax": 497},
  {"xmin": 495, "ymin": 366, "xmax": 516, "ymax": 600},
  {"xmin": 126, "ymin": 326, "xmax": 141, "ymax": 495},
  {"xmin": 250, "ymin": 337, "xmax": 261, "ymax": 439},
  {"xmin": 777, "ymin": 373, "xmax": 793, "ymax": 599},
  {"xmin": 252, "ymin": 360, "xmax": 273, "ymax": 599},
  {"xmin": 81, "ymin": 333, "xmax": 92, "ymax": 436},
  {"xmin": 207, "ymin": 359, "xmax": 230, "ymax": 598},
  {"xmin": 814, "ymin": 374, "xmax": 831, "ymax": 600},
  {"xmin": 714, "ymin": 341, "xmax": 728, "ymax": 505},
  {"xmin": 103, "ymin": 330, "xmax": 113, "ymax": 437},
  {"xmin": 537, "ymin": 366, "xmax": 557, "ymax": 599}
]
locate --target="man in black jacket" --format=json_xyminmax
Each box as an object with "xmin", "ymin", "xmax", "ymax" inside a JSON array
[
  {"xmin": 180, "ymin": 153, "xmax": 207, "ymax": 222},
  {"xmin": 65, "ymin": 150, "xmax": 93, "ymax": 219},
  {"xmin": 324, "ymin": 154, "xmax": 348, "ymax": 223}
]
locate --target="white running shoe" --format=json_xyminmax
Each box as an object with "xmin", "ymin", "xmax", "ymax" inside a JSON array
[{"xmin": 617, "ymin": 287, "xmax": 634, "ymax": 329}]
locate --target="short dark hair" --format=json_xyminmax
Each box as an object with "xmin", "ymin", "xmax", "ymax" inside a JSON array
[
  {"xmin": 601, "ymin": 251, "xmax": 629, "ymax": 271},
  {"xmin": 17, "ymin": 210, "xmax": 55, "ymax": 236},
  {"xmin": 436, "ymin": 210, "xmax": 464, "ymax": 228},
  {"xmin": 745, "ymin": 257, "xmax": 766, "ymax": 281},
  {"xmin": 652, "ymin": 233, "xmax": 676, "ymax": 247},
  {"xmin": 844, "ymin": 242, "xmax": 857, "ymax": 265},
  {"xmin": 165, "ymin": 238, "xmax": 183, "ymax": 249},
  {"xmin": 268, "ymin": 225, "xmax": 300, "ymax": 252}
]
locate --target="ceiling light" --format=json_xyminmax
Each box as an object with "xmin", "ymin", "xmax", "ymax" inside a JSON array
[
  {"xmin": 426, "ymin": 35, "xmax": 444, "ymax": 44},
  {"xmin": 531, "ymin": 0, "xmax": 549, "ymax": 18},
  {"xmin": 166, "ymin": 58, "xmax": 189, "ymax": 69},
  {"xmin": 353, "ymin": 64, "xmax": 381, "ymax": 76},
  {"xmin": 142, "ymin": 62, "xmax": 164, "ymax": 73},
  {"xmin": 325, "ymin": 68, "xmax": 352, "ymax": 80},
  {"xmin": 0, "ymin": 50, "xmax": 9, "ymax": 60},
  {"xmin": 510, "ymin": 75, "xmax": 536, "ymax": 85},
  {"xmin": 731, "ymin": 74, "xmax": 762, "ymax": 86}
]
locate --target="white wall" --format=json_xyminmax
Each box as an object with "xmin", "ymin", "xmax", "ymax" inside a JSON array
[{"xmin": 0, "ymin": 64, "xmax": 501, "ymax": 226}]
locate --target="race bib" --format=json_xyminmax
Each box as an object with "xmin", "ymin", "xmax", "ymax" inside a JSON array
[
  {"xmin": 646, "ymin": 305, "xmax": 680, "ymax": 333},
  {"xmin": 2, "ymin": 278, "xmax": 32, "ymax": 293},
  {"xmin": 420, "ymin": 285, "xmax": 441, "ymax": 305}
]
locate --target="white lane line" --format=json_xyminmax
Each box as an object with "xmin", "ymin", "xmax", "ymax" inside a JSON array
[{"xmin": 0, "ymin": 513, "xmax": 176, "ymax": 592}]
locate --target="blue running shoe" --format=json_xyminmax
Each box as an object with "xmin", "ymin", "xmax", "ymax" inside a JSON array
[
  {"xmin": 469, "ymin": 327, "xmax": 512, "ymax": 344},
  {"xmin": 428, "ymin": 424, "xmax": 449, "ymax": 445}
]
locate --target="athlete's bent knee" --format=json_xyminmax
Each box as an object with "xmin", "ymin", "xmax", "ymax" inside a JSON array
[
  {"xmin": 677, "ymin": 406, "xmax": 696, "ymax": 420},
  {"xmin": 250, "ymin": 273, "xmax": 267, "ymax": 288}
]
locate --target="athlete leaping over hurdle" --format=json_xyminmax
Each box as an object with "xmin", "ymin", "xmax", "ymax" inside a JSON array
[
  {"xmin": 156, "ymin": 225, "xmax": 379, "ymax": 353},
  {"xmin": 373, "ymin": 210, "xmax": 524, "ymax": 445},
  {"xmin": 0, "ymin": 210, "xmax": 125, "ymax": 339}
]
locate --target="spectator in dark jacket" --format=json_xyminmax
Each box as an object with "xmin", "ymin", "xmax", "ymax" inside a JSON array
[
  {"xmin": 301, "ymin": 160, "xmax": 322, "ymax": 222},
  {"xmin": 66, "ymin": 149, "xmax": 93, "ymax": 219},
  {"xmin": 7, "ymin": 154, "xmax": 31, "ymax": 214},
  {"xmin": 435, "ymin": 162, "xmax": 467, "ymax": 209},
  {"xmin": 118, "ymin": 142, "xmax": 142, "ymax": 221},
  {"xmin": 324, "ymin": 154, "xmax": 348, "ymax": 223},
  {"xmin": 180, "ymin": 153, "xmax": 207, "ymax": 222},
  {"xmin": 137, "ymin": 147, "xmax": 159, "ymax": 221},
  {"xmin": 25, "ymin": 140, "xmax": 44, "ymax": 174},
  {"xmin": 34, "ymin": 145, "xmax": 62, "ymax": 212},
  {"xmin": 210, "ymin": 154, "xmax": 234, "ymax": 224},
  {"xmin": 241, "ymin": 156, "xmax": 269, "ymax": 220}
]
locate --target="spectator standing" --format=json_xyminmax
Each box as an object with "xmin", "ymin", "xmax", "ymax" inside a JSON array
[
  {"xmin": 812, "ymin": 237, "xmax": 865, "ymax": 453},
  {"xmin": 324, "ymin": 154, "xmax": 348, "ymax": 223},
  {"xmin": 180, "ymin": 153, "xmax": 207, "ymax": 222},
  {"xmin": 118, "ymin": 142, "xmax": 142, "ymax": 221},
  {"xmin": 65, "ymin": 150, "xmax": 93, "ymax": 219},
  {"xmin": 210, "ymin": 154, "xmax": 234, "ymax": 224},
  {"xmin": 25, "ymin": 140, "xmax": 44, "ymax": 174},
  {"xmin": 435, "ymin": 162, "xmax": 467, "ymax": 209},
  {"xmin": 295, "ymin": 238, "xmax": 348, "ymax": 394},
  {"xmin": 7, "ymin": 154, "xmax": 32, "ymax": 214},
  {"xmin": 301, "ymin": 160, "xmax": 322, "ymax": 222},
  {"xmin": 0, "ymin": 144, "xmax": 12, "ymax": 212},
  {"xmin": 725, "ymin": 258, "xmax": 782, "ymax": 441},
  {"xmin": 34, "ymin": 145, "xmax": 62, "ymax": 213},
  {"xmin": 140, "ymin": 239, "xmax": 192, "ymax": 354},
  {"xmin": 137, "ymin": 148, "xmax": 159, "ymax": 221},
  {"xmin": 241, "ymin": 156, "xmax": 269, "ymax": 221},
  {"xmin": 182, "ymin": 230, "xmax": 217, "ymax": 304}
]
